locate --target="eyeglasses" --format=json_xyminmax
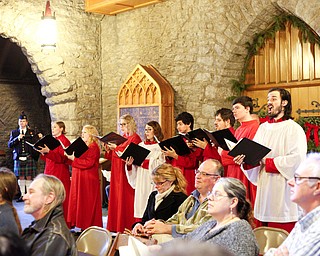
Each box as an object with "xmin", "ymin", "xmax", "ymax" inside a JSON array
[
  {"xmin": 195, "ymin": 169, "xmax": 219, "ymax": 177},
  {"xmin": 293, "ymin": 174, "xmax": 320, "ymax": 185},
  {"xmin": 207, "ymin": 191, "xmax": 230, "ymax": 201},
  {"xmin": 152, "ymin": 180, "xmax": 168, "ymax": 186},
  {"xmin": 119, "ymin": 123, "xmax": 127, "ymax": 126}
]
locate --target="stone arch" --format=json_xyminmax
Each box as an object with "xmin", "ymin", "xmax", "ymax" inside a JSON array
[{"xmin": 0, "ymin": 2, "xmax": 81, "ymax": 137}]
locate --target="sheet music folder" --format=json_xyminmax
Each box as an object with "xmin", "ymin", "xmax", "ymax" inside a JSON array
[
  {"xmin": 185, "ymin": 128, "xmax": 212, "ymax": 142},
  {"xmin": 65, "ymin": 137, "xmax": 89, "ymax": 158},
  {"xmin": 25, "ymin": 135, "xmax": 61, "ymax": 150},
  {"xmin": 227, "ymin": 137, "xmax": 271, "ymax": 166},
  {"xmin": 119, "ymin": 143, "xmax": 151, "ymax": 166},
  {"xmin": 210, "ymin": 128, "xmax": 238, "ymax": 151},
  {"xmin": 159, "ymin": 135, "xmax": 191, "ymax": 156},
  {"xmin": 96, "ymin": 132, "xmax": 127, "ymax": 145}
]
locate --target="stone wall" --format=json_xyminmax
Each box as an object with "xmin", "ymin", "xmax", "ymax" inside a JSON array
[
  {"xmin": 100, "ymin": 0, "xmax": 320, "ymax": 133},
  {"xmin": 0, "ymin": 0, "xmax": 103, "ymax": 138},
  {"xmin": 0, "ymin": 81, "xmax": 51, "ymax": 168},
  {"xmin": 1, "ymin": 0, "xmax": 320, "ymax": 141}
]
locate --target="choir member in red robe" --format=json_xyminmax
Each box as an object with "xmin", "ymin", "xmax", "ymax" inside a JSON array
[
  {"xmin": 193, "ymin": 108, "xmax": 234, "ymax": 174},
  {"xmin": 66, "ymin": 125, "xmax": 102, "ymax": 230},
  {"xmin": 220, "ymin": 97, "xmax": 259, "ymax": 208},
  {"xmin": 38, "ymin": 121, "xmax": 71, "ymax": 225},
  {"xmin": 105, "ymin": 114, "xmax": 142, "ymax": 232},
  {"xmin": 162, "ymin": 112, "xmax": 202, "ymax": 195}
]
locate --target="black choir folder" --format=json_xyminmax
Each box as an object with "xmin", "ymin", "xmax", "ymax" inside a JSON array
[
  {"xmin": 25, "ymin": 135, "xmax": 61, "ymax": 150},
  {"xmin": 96, "ymin": 132, "xmax": 127, "ymax": 145},
  {"xmin": 65, "ymin": 137, "xmax": 89, "ymax": 158},
  {"xmin": 118, "ymin": 142, "xmax": 150, "ymax": 166},
  {"xmin": 185, "ymin": 128, "xmax": 212, "ymax": 143},
  {"xmin": 227, "ymin": 137, "xmax": 271, "ymax": 166},
  {"xmin": 186, "ymin": 128, "xmax": 237, "ymax": 151},
  {"xmin": 159, "ymin": 135, "xmax": 191, "ymax": 156}
]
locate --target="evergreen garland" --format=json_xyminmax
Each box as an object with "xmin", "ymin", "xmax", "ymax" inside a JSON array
[{"xmin": 229, "ymin": 13, "xmax": 320, "ymax": 99}]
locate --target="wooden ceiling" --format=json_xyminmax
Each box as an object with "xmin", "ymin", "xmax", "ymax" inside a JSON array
[{"xmin": 85, "ymin": 0, "xmax": 163, "ymax": 15}]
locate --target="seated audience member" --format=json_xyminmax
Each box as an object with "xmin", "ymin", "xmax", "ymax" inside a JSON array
[
  {"xmin": 266, "ymin": 153, "xmax": 320, "ymax": 256},
  {"xmin": 0, "ymin": 167, "xmax": 22, "ymax": 235},
  {"xmin": 144, "ymin": 159, "xmax": 223, "ymax": 240},
  {"xmin": 132, "ymin": 163, "xmax": 188, "ymax": 235},
  {"xmin": 21, "ymin": 174, "xmax": 77, "ymax": 256},
  {"xmin": 0, "ymin": 230, "xmax": 28, "ymax": 256},
  {"xmin": 161, "ymin": 178, "xmax": 259, "ymax": 256},
  {"xmin": 152, "ymin": 240, "xmax": 234, "ymax": 256}
]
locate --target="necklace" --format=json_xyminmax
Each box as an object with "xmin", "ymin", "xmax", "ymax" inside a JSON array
[{"xmin": 211, "ymin": 216, "xmax": 240, "ymax": 232}]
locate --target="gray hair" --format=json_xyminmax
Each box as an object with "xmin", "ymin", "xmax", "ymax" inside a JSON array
[{"xmin": 34, "ymin": 174, "xmax": 65, "ymax": 214}]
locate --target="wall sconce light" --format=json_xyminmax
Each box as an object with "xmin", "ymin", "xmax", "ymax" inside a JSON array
[{"xmin": 39, "ymin": 1, "xmax": 57, "ymax": 49}]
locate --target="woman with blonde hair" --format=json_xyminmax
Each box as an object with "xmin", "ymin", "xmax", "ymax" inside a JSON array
[
  {"xmin": 132, "ymin": 163, "xmax": 188, "ymax": 235},
  {"xmin": 0, "ymin": 167, "xmax": 22, "ymax": 234},
  {"xmin": 66, "ymin": 125, "xmax": 102, "ymax": 231},
  {"xmin": 105, "ymin": 114, "xmax": 142, "ymax": 232},
  {"xmin": 38, "ymin": 121, "xmax": 71, "ymax": 225}
]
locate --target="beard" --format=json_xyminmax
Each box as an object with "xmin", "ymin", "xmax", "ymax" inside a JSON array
[
  {"xmin": 268, "ymin": 105, "xmax": 283, "ymax": 118},
  {"xmin": 24, "ymin": 202, "xmax": 42, "ymax": 215}
]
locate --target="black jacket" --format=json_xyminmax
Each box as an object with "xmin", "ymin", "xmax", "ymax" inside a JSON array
[
  {"xmin": 8, "ymin": 128, "xmax": 39, "ymax": 161},
  {"xmin": 21, "ymin": 205, "xmax": 77, "ymax": 256},
  {"xmin": 135, "ymin": 190, "xmax": 188, "ymax": 227}
]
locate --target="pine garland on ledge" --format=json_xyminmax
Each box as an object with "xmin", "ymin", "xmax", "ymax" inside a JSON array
[{"xmin": 229, "ymin": 13, "xmax": 320, "ymax": 100}]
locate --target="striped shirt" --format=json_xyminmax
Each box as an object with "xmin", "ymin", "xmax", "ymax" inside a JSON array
[{"xmin": 280, "ymin": 205, "xmax": 320, "ymax": 255}]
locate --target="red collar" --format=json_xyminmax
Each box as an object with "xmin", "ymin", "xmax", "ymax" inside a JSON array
[
  {"xmin": 267, "ymin": 117, "xmax": 285, "ymax": 123},
  {"xmin": 145, "ymin": 140, "xmax": 157, "ymax": 145}
]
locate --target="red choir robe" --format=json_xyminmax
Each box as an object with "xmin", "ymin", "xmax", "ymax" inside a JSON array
[
  {"xmin": 221, "ymin": 120, "xmax": 259, "ymax": 205},
  {"xmin": 202, "ymin": 127, "xmax": 235, "ymax": 176},
  {"xmin": 105, "ymin": 132, "xmax": 142, "ymax": 232},
  {"xmin": 169, "ymin": 142, "xmax": 202, "ymax": 195},
  {"xmin": 41, "ymin": 134, "xmax": 71, "ymax": 225},
  {"xmin": 67, "ymin": 141, "xmax": 102, "ymax": 230}
]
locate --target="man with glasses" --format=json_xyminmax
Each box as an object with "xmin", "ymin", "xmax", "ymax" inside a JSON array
[
  {"xmin": 266, "ymin": 153, "xmax": 320, "ymax": 256},
  {"xmin": 239, "ymin": 88, "xmax": 307, "ymax": 232},
  {"xmin": 144, "ymin": 159, "xmax": 223, "ymax": 242}
]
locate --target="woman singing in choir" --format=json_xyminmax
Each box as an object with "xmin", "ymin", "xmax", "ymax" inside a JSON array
[
  {"xmin": 66, "ymin": 125, "xmax": 102, "ymax": 231},
  {"xmin": 105, "ymin": 114, "xmax": 141, "ymax": 232},
  {"xmin": 126, "ymin": 121, "xmax": 166, "ymax": 219},
  {"xmin": 38, "ymin": 121, "xmax": 71, "ymax": 224}
]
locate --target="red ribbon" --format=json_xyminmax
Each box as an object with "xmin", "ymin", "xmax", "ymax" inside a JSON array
[{"xmin": 305, "ymin": 122, "xmax": 319, "ymax": 147}]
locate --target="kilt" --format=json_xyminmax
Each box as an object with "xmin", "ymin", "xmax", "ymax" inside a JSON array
[{"xmin": 14, "ymin": 155, "xmax": 37, "ymax": 177}]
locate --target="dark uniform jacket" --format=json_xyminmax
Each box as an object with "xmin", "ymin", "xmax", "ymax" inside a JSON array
[{"xmin": 8, "ymin": 128, "xmax": 39, "ymax": 161}]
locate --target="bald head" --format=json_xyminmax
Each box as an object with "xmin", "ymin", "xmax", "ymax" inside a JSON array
[{"xmin": 195, "ymin": 159, "xmax": 223, "ymax": 195}]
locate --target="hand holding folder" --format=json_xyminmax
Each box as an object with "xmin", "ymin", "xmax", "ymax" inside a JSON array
[
  {"xmin": 116, "ymin": 142, "xmax": 151, "ymax": 166},
  {"xmin": 159, "ymin": 135, "xmax": 191, "ymax": 156},
  {"xmin": 227, "ymin": 138, "xmax": 271, "ymax": 166},
  {"xmin": 65, "ymin": 137, "xmax": 89, "ymax": 158},
  {"xmin": 25, "ymin": 135, "xmax": 61, "ymax": 151}
]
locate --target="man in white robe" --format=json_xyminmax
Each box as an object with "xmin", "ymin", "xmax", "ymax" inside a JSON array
[{"xmin": 238, "ymin": 88, "xmax": 307, "ymax": 232}]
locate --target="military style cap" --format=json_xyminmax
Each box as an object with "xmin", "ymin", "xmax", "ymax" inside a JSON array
[{"xmin": 19, "ymin": 111, "xmax": 27, "ymax": 120}]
